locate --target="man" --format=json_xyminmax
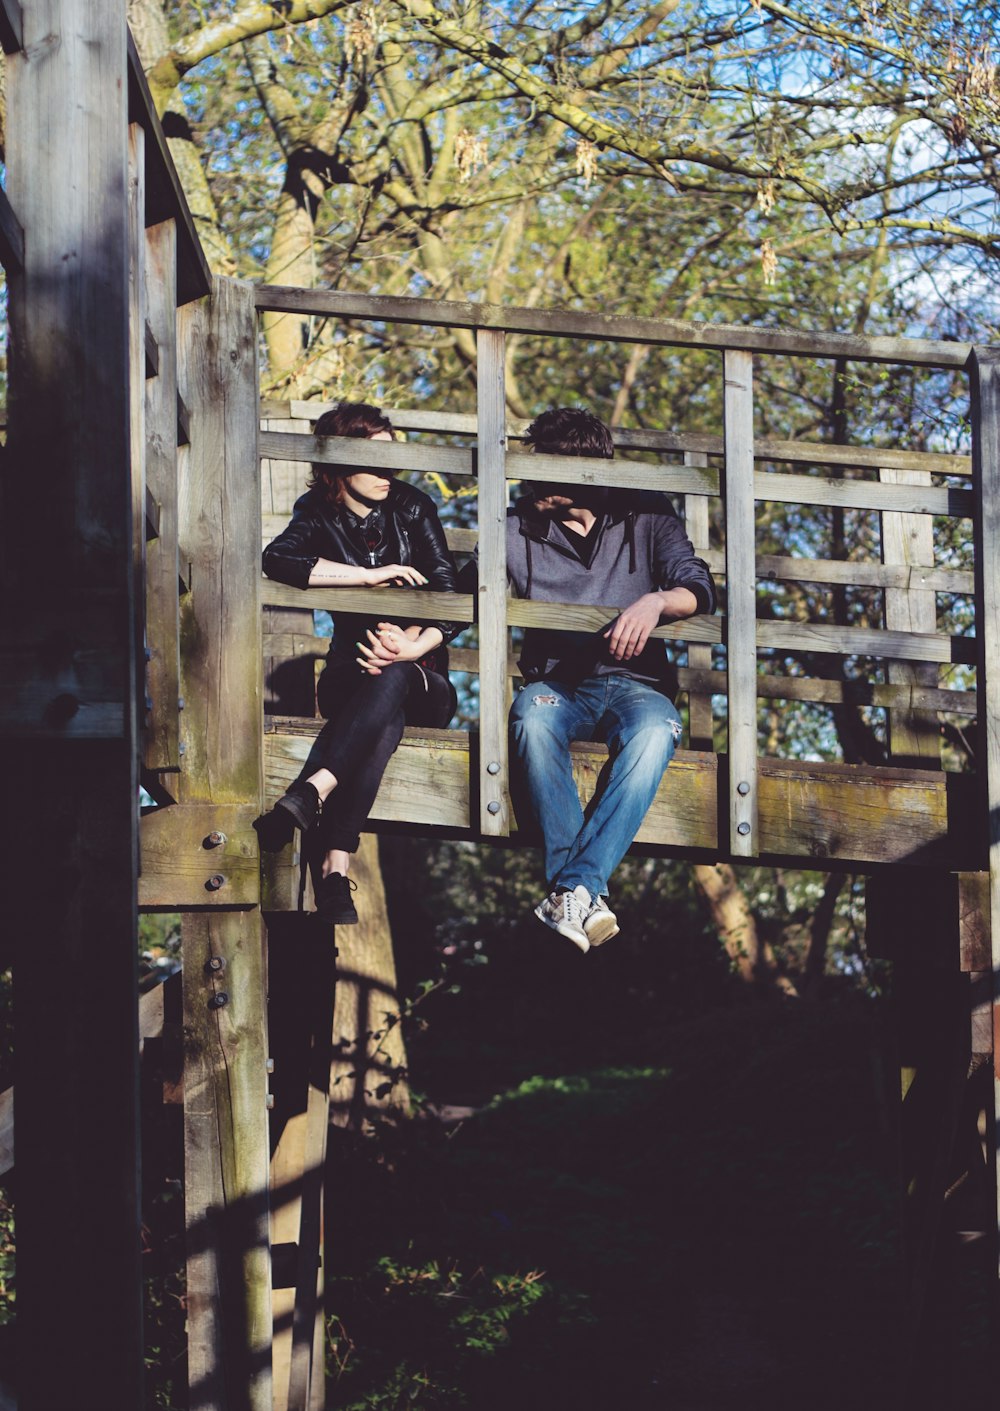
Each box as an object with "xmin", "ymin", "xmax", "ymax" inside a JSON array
[{"xmin": 506, "ymin": 407, "xmax": 715, "ymax": 952}]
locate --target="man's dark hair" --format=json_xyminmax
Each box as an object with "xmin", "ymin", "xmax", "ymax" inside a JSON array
[
  {"xmin": 524, "ymin": 407, "xmax": 614, "ymax": 460},
  {"xmin": 308, "ymin": 401, "xmax": 395, "ymax": 502}
]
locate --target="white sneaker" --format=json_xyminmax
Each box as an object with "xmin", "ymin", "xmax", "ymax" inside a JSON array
[
  {"xmin": 584, "ymin": 895, "xmax": 620, "ymax": 947},
  {"xmin": 533, "ymin": 885, "xmax": 591, "ymax": 953}
]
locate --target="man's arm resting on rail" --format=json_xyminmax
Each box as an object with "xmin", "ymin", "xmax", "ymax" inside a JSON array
[{"xmin": 604, "ymin": 586, "xmax": 699, "ymax": 662}]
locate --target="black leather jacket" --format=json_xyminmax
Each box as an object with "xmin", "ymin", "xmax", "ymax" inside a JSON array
[{"xmin": 262, "ymin": 480, "xmax": 460, "ymax": 647}]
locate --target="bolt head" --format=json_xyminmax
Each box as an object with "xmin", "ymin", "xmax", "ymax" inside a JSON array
[
  {"xmin": 737, "ymin": 821, "xmax": 751, "ymax": 837},
  {"xmin": 486, "ymin": 761, "xmax": 501, "ymax": 775},
  {"xmin": 206, "ymin": 873, "xmax": 226, "ymax": 892},
  {"xmin": 486, "ymin": 800, "xmax": 501, "ymax": 815},
  {"xmin": 208, "ymin": 991, "xmax": 230, "ymax": 1010},
  {"xmin": 737, "ymin": 780, "xmax": 750, "ymax": 797}
]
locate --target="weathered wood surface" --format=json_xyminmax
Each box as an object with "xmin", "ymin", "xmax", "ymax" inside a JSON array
[
  {"xmin": 183, "ymin": 912, "xmax": 272, "ymax": 1411},
  {"xmin": 756, "ymin": 757, "xmax": 979, "ymax": 866},
  {"xmin": 264, "ymin": 399, "xmax": 972, "ymax": 476},
  {"xmin": 255, "ymin": 285, "xmax": 971, "ymax": 368},
  {"xmin": 261, "ymin": 630, "xmax": 977, "ymax": 717},
  {"xmin": 129, "ymin": 122, "xmax": 149, "ymax": 766},
  {"xmin": 176, "ymin": 277, "xmax": 271, "ymax": 1410},
  {"xmin": 4, "ymin": 5, "xmax": 144, "ymax": 1406},
  {"xmin": 755, "ymin": 469, "xmax": 970, "ymax": 518},
  {"xmin": 685, "ymin": 452, "xmax": 714, "ymax": 750},
  {"xmin": 262, "ymin": 721, "xmax": 979, "ymax": 867},
  {"xmin": 262, "ymin": 578, "xmax": 475, "ymax": 624},
  {"xmin": 143, "ymin": 217, "xmax": 182, "ymax": 771},
  {"xmin": 477, "ymin": 329, "xmax": 510, "ymax": 834},
  {"xmin": 126, "ymin": 30, "xmax": 210, "ymax": 304},
  {"xmin": 724, "ymin": 350, "xmax": 759, "ymax": 857},
  {"xmin": 881, "ymin": 467, "xmax": 941, "ymax": 765},
  {"xmin": 757, "ymin": 554, "xmax": 973, "ymax": 594},
  {"xmin": 261, "ymin": 427, "xmax": 971, "ymax": 519},
  {"xmin": 755, "ymin": 619, "xmax": 975, "ymax": 664},
  {"xmin": 507, "ymin": 598, "xmax": 722, "ymax": 641},
  {"xmin": 139, "ymin": 803, "xmax": 260, "ymax": 909}
]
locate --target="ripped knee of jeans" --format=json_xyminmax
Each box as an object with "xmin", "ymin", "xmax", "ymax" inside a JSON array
[{"xmin": 531, "ymin": 694, "xmax": 562, "ymax": 707}]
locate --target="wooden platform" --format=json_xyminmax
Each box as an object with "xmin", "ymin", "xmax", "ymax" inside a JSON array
[{"xmin": 263, "ymin": 718, "xmax": 983, "ymax": 871}]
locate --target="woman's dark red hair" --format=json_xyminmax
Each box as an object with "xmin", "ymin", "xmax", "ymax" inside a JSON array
[{"xmin": 308, "ymin": 401, "xmax": 395, "ymax": 504}]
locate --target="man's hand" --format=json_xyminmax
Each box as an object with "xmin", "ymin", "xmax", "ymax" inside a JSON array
[{"xmin": 604, "ymin": 587, "xmax": 699, "ymax": 661}]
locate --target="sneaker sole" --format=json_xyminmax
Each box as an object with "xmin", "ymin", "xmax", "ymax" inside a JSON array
[
  {"xmin": 585, "ymin": 916, "xmax": 620, "ymax": 947},
  {"xmin": 533, "ymin": 903, "xmax": 590, "ymax": 953}
]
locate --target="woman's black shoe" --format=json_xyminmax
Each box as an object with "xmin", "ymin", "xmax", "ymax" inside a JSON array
[
  {"xmin": 314, "ymin": 872, "xmax": 358, "ymax": 925},
  {"xmin": 252, "ymin": 782, "xmax": 321, "ymax": 852}
]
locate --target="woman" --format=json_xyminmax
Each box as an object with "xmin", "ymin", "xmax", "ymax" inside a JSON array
[{"xmin": 254, "ymin": 401, "xmax": 459, "ymax": 923}]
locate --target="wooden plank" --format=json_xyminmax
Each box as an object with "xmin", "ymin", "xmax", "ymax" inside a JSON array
[
  {"xmin": 125, "ymin": 31, "xmax": 211, "ymax": 304},
  {"xmin": 177, "ymin": 277, "xmax": 271, "ymax": 1409},
  {"xmin": 880, "ymin": 468, "xmax": 941, "ymax": 765},
  {"xmin": 262, "ymin": 578, "xmax": 474, "ymax": 624},
  {"xmin": 182, "ymin": 912, "xmax": 272, "ymax": 1411},
  {"xmin": 756, "ymin": 757, "xmax": 979, "ymax": 866},
  {"xmin": 262, "ymin": 722, "xmax": 981, "ymax": 867},
  {"xmin": 755, "ymin": 619, "xmax": 975, "ymax": 664},
  {"xmin": 506, "ymin": 447, "xmax": 718, "ymax": 496},
  {"xmin": 139, "ymin": 803, "xmax": 260, "ymax": 909},
  {"xmin": 143, "ymin": 219, "xmax": 181, "ymax": 772},
  {"xmin": 260, "ymin": 428, "xmax": 473, "ymax": 477},
  {"xmin": 0, "ymin": 186, "xmax": 24, "ymax": 272},
  {"xmin": 969, "ymin": 344, "xmax": 1000, "ymax": 1269},
  {"xmin": 477, "ymin": 329, "xmax": 510, "ymax": 835},
  {"xmin": 4, "ymin": 5, "xmax": 144, "ymax": 1405},
  {"xmin": 757, "ymin": 554, "xmax": 973, "ymax": 594},
  {"xmin": 507, "ymin": 598, "xmax": 722, "ymax": 641},
  {"xmin": 684, "ymin": 452, "xmax": 714, "ymax": 750},
  {"xmin": 261, "ymin": 418, "xmax": 316, "ymax": 716},
  {"xmin": 254, "ymin": 285, "xmax": 971, "ymax": 369},
  {"xmin": 0, "ymin": 0, "xmax": 21, "ymax": 53},
  {"xmin": 275, "ymin": 401, "xmax": 970, "ymax": 477},
  {"xmin": 723, "ymin": 350, "xmax": 758, "ymax": 856},
  {"xmin": 755, "ymin": 470, "xmax": 971, "ymax": 518}
]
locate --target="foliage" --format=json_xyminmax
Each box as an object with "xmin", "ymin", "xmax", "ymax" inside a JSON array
[
  {"xmin": 0, "ymin": 1185, "xmax": 13, "ymax": 1327},
  {"xmin": 322, "ymin": 998, "xmax": 913, "ymax": 1409}
]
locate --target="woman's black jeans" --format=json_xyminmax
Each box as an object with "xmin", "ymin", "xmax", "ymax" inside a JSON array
[{"xmin": 301, "ymin": 655, "xmax": 456, "ymax": 853}]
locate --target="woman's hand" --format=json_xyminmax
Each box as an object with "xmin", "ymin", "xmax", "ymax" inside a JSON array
[
  {"xmin": 355, "ymin": 622, "xmax": 442, "ymax": 674},
  {"xmin": 364, "ymin": 563, "xmax": 428, "ymax": 588}
]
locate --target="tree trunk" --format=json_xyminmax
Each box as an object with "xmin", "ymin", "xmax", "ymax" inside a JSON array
[{"xmin": 693, "ymin": 861, "xmax": 799, "ymax": 997}]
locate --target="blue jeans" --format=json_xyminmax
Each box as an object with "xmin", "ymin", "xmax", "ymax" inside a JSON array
[{"xmin": 508, "ymin": 674, "xmax": 682, "ymax": 898}]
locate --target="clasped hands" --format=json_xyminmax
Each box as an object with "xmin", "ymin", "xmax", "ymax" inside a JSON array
[{"xmin": 356, "ymin": 622, "xmax": 426, "ymax": 674}]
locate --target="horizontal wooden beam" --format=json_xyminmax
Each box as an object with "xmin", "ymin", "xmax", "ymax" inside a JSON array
[
  {"xmin": 254, "ymin": 287, "xmax": 971, "ymax": 369},
  {"xmin": 263, "ymin": 401, "xmax": 972, "ymax": 477},
  {"xmin": 756, "ymin": 555, "xmax": 974, "ymax": 594},
  {"xmin": 261, "ymin": 580, "xmax": 474, "ymax": 622},
  {"xmin": 138, "ymin": 803, "xmax": 260, "ymax": 909},
  {"xmin": 259, "ymin": 430, "xmax": 972, "ymax": 515},
  {"xmin": 755, "ymin": 619, "xmax": 976, "ymax": 665},
  {"xmin": 262, "ymin": 722, "xmax": 982, "ymax": 869},
  {"xmin": 259, "ymin": 630, "xmax": 977, "ymax": 715}
]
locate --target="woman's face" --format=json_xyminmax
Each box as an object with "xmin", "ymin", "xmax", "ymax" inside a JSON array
[{"xmin": 341, "ymin": 429, "xmax": 395, "ymax": 505}]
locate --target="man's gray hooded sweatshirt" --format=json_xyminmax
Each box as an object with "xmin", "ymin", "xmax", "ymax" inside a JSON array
[{"xmin": 505, "ymin": 490, "xmax": 716, "ymax": 699}]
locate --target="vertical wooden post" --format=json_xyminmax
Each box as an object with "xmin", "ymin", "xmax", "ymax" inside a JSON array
[
  {"xmin": 723, "ymin": 350, "xmax": 758, "ymax": 857},
  {"xmin": 969, "ymin": 345, "xmax": 1000, "ymax": 1272},
  {"xmin": 143, "ymin": 217, "xmax": 182, "ymax": 771},
  {"xmin": 684, "ymin": 452, "xmax": 714, "ymax": 752},
  {"xmin": 177, "ymin": 278, "xmax": 272, "ymax": 1409},
  {"xmin": 3, "ymin": 3, "xmax": 145, "ymax": 1406},
  {"xmin": 477, "ymin": 329, "xmax": 509, "ymax": 835},
  {"xmin": 880, "ymin": 468, "xmax": 940, "ymax": 766}
]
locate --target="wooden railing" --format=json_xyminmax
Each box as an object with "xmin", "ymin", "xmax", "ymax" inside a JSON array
[{"xmin": 255, "ymin": 289, "xmax": 983, "ymax": 872}]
